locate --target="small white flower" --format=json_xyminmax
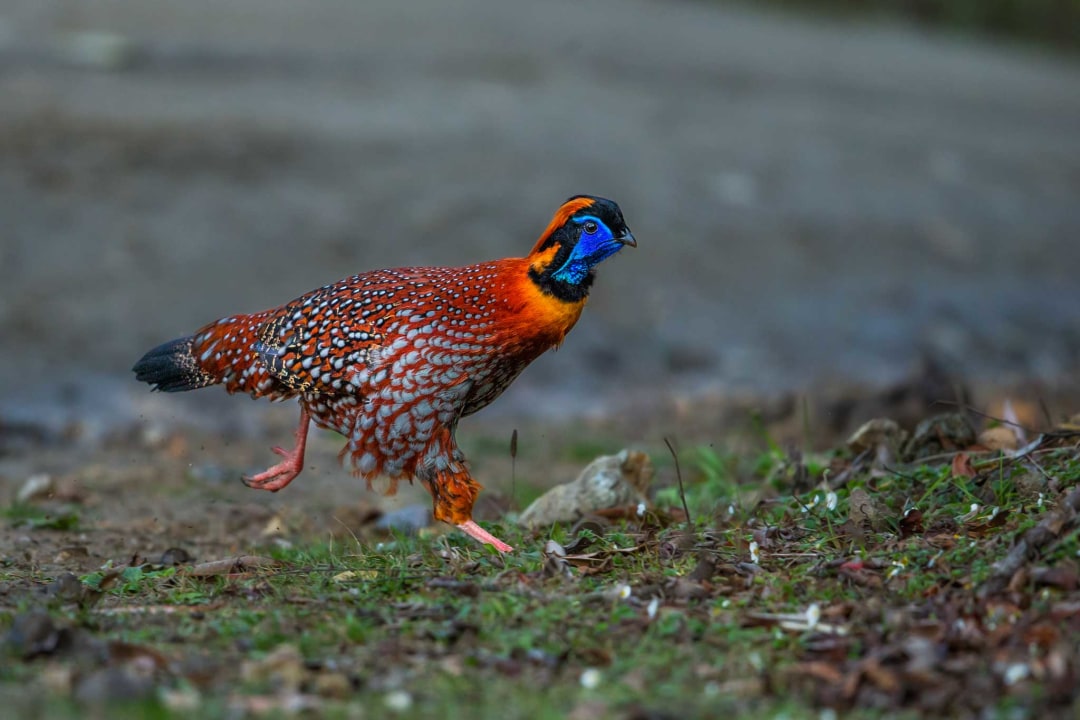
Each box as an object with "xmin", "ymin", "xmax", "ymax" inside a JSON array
[
  {"xmin": 988, "ymin": 506, "xmax": 1000, "ymax": 521},
  {"xmin": 616, "ymin": 584, "xmax": 632, "ymax": 600},
  {"xmin": 1037, "ymin": 493, "xmax": 1044, "ymax": 508},
  {"xmin": 805, "ymin": 603, "xmax": 821, "ymax": 630},
  {"xmin": 727, "ymin": 504, "xmax": 735, "ymax": 516},
  {"xmin": 957, "ymin": 503, "xmax": 980, "ymax": 523},
  {"xmin": 647, "ymin": 597, "xmax": 660, "ymax": 620},
  {"xmin": 749, "ymin": 541, "xmax": 760, "ymax": 563},
  {"xmin": 580, "ymin": 668, "xmax": 602, "ymax": 689},
  {"xmin": 825, "ymin": 492, "xmax": 838, "ymax": 511},
  {"xmin": 1003, "ymin": 663, "xmax": 1029, "ymax": 686},
  {"xmin": 636, "ymin": 502, "xmax": 646, "ymax": 517},
  {"xmin": 384, "ymin": 691, "xmax": 413, "ymax": 712}
]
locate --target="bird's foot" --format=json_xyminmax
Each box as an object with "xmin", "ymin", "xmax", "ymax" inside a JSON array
[
  {"xmin": 457, "ymin": 520, "xmax": 514, "ymax": 553},
  {"xmin": 242, "ymin": 445, "xmax": 303, "ymax": 492},
  {"xmin": 242, "ymin": 405, "xmax": 311, "ymax": 493}
]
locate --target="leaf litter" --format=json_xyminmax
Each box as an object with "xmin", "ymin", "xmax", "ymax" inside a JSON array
[{"xmin": 2, "ymin": 401, "xmax": 1080, "ymax": 716}]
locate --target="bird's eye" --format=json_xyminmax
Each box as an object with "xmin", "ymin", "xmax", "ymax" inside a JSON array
[{"xmin": 583, "ymin": 221, "xmax": 599, "ymax": 234}]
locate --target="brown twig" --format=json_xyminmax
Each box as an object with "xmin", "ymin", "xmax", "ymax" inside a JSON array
[
  {"xmin": 510, "ymin": 428, "xmax": 518, "ymax": 507},
  {"xmin": 979, "ymin": 484, "xmax": 1080, "ymax": 598},
  {"xmin": 933, "ymin": 399, "xmax": 1039, "ymax": 436},
  {"xmin": 663, "ymin": 437, "xmax": 693, "ymax": 529}
]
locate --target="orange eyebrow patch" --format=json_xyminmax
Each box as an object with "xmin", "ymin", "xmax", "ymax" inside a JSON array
[
  {"xmin": 527, "ymin": 244, "xmax": 560, "ymax": 275},
  {"xmin": 529, "ymin": 196, "xmax": 596, "ymax": 255}
]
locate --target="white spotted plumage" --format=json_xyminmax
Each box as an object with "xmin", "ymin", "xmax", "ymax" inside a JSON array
[{"xmin": 135, "ymin": 195, "xmax": 634, "ymax": 552}]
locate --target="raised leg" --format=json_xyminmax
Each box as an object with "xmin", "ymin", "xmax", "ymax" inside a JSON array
[{"xmin": 243, "ymin": 405, "xmax": 311, "ymax": 492}]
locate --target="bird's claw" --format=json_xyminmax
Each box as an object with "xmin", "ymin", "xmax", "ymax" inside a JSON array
[{"xmin": 242, "ymin": 448, "xmax": 302, "ymax": 492}]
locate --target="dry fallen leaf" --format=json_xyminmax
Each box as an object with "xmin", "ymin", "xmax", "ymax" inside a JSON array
[
  {"xmin": 978, "ymin": 426, "xmax": 1020, "ymax": 453},
  {"xmin": 847, "ymin": 418, "xmax": 905, "ymax": 466},
  {"xmin": 899, "ymin": 508, "xmax": 925, "ymax": 538},
  {"xmin": 904, "ymin": 413, "xmax": 976, "ymax": 460},
  {"xmin": 952, "ymin": 452, "xmax": 976, "ymax": 478},
  {"xmin": 847, "ymin": 487, "xmax": 887, "ymax": 533}
]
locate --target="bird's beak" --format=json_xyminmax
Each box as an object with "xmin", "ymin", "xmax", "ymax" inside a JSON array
[{"xmin": 618, "ymin": 229, "xmax": 637, "ymax": 248}]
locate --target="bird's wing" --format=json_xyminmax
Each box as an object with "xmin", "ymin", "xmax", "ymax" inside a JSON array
[{"xmin": 253, "ymin": 270, "xmax": 418, "ymax": 396}]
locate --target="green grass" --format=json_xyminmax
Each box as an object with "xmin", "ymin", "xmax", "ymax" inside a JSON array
[
  {"xmin": 4, "ymin": 438, "xmax": 1080, "ymax": 718},
  {"xmin": 3, "ymin": 503, "xmax": 80, "ymax": 531}
]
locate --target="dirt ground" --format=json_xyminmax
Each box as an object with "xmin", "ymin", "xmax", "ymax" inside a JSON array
[{"xmin": 1, "ymin": 3, "xmax": 1080, "ymax": 715}]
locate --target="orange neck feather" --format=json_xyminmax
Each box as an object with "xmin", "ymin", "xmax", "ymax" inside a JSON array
[{"xmin": 495, "ymin": 255, "xmax": 586, "ymax": 350}]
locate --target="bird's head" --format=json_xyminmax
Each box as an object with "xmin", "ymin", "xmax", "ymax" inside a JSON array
[{"xmin": 528, "ymin": 195, "xmax": 635, "ymax": 302}]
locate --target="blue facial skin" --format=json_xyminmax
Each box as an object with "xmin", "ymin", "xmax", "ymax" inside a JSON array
[{"xmin": 550, "ymin": 215, "xmax": 624, "ymax": 286}]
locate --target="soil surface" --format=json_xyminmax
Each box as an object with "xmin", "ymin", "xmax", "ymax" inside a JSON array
[
  {"xmin": 1, "ymin": 0, "xmax": 1080, "ymax": 566},
  {"xmin": 2, "ymin": 5, "xmax": 1080, "ymax": 716}
]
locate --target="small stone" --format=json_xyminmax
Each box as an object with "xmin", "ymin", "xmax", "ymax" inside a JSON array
[
  {"xmin": 519, "ymin": 450, "xmax": 653, "ymax": 529},
  {"xmin": 159, "ymin": 547, "xmax": 194, "ymax": 566},
  {"xmin": 375, "ymin": 505, "xmax": 431, "ymax": 535},
  {"xmin": 44, "ymin": 573, "xmax": 86, "ymax": 604},
  {"xmin": 17, "ymin": 474, "xmax": 54, "ymax": 504}
]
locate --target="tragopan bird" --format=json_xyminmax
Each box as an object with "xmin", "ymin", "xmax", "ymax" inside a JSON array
[{"xmin": 133, "ymin": 195, "xmax": 635, "ymax": 552}]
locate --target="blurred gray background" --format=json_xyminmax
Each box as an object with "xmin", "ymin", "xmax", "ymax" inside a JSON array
[{"xmin": 1, "ymin": 0, "xmax": 1078, "ymax": 434}]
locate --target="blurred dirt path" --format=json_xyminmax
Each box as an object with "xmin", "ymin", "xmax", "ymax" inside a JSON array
[{"xmin": 1, "ymin": 0, "xmax": 1078, "ymax": 435}]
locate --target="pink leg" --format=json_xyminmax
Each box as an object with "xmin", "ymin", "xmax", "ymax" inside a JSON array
[
  {"xmin": 242, "ymin": 405, "xmax": 311, "ymax": 492},
  {"xmin": 457, "ymin": 520, "xmax": 514, "ymax": 553}
]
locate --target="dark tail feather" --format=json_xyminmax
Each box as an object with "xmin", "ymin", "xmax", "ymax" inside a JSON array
[{"xmin": 133, "ymin": 336, "xmax": 218, "ymax": 392}]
